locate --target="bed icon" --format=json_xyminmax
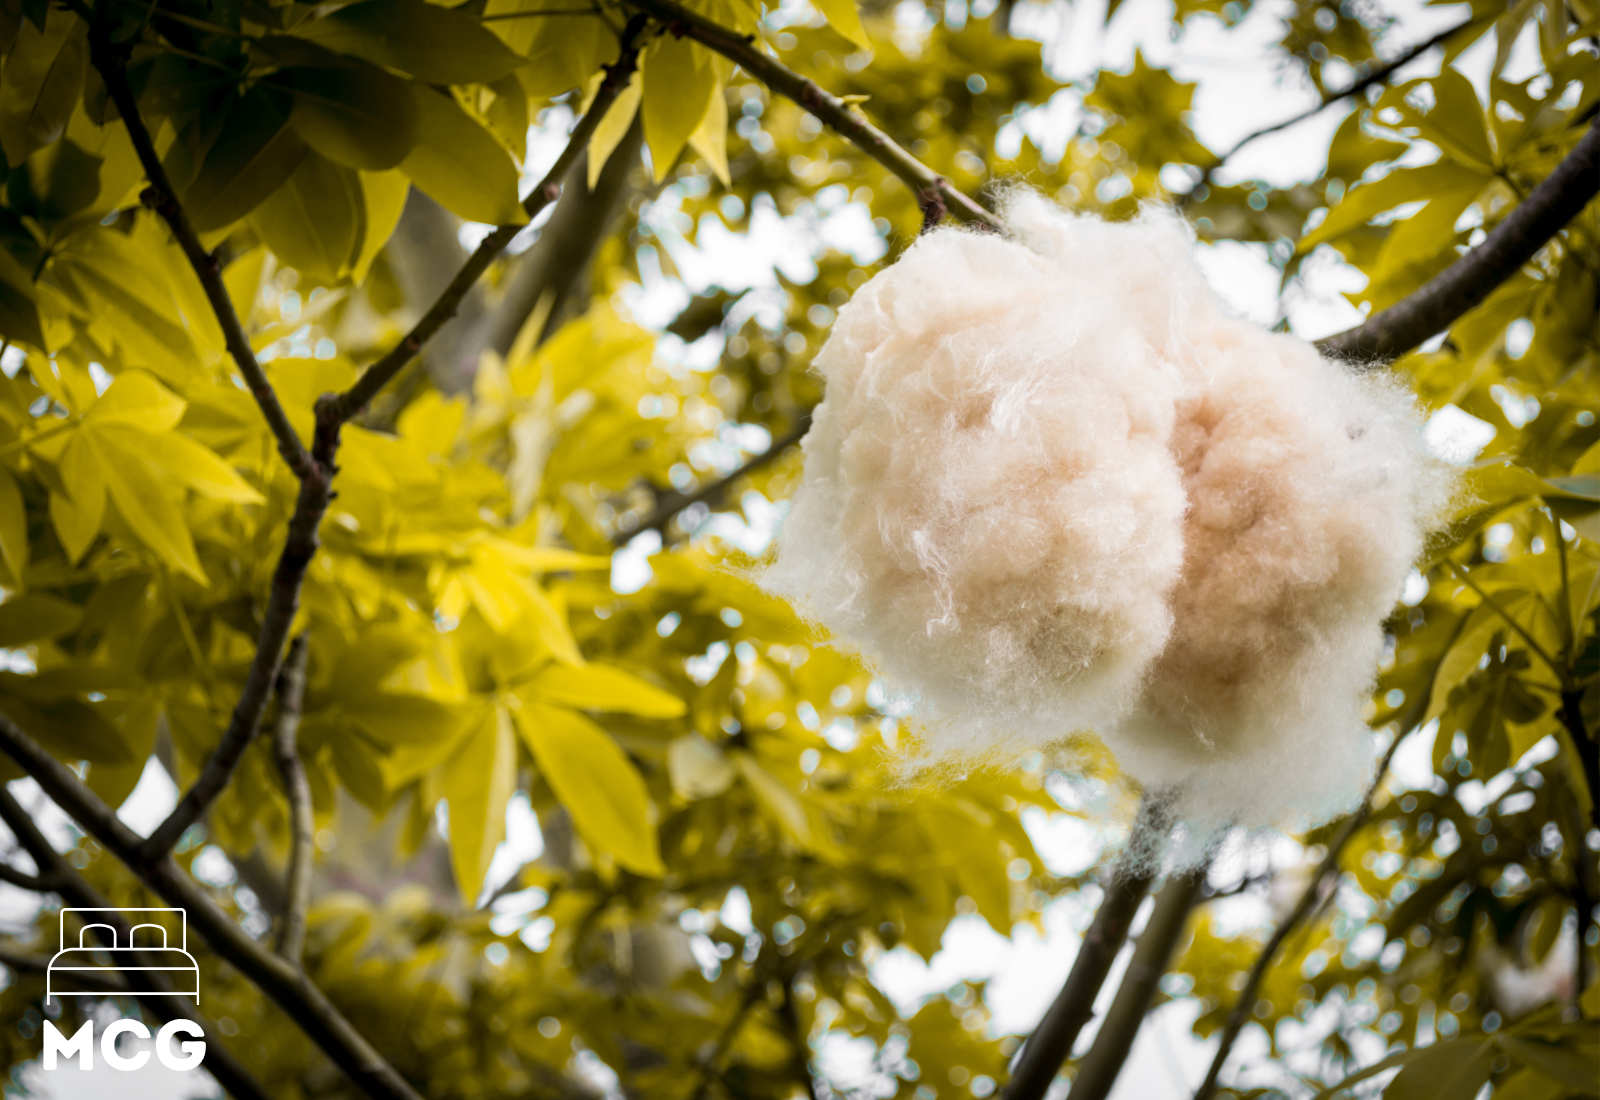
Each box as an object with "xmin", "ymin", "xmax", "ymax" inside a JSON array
[{"xmin": 46, "ymin": 908, "xmax": 199, "ymax": 1003}]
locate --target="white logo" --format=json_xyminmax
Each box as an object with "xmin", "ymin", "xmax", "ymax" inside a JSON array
[
  {"xmin": 41, "ymin": 907, "xmax": 206, "ymax": 1073},
  {"xmin": 46, "ymin": 907, "xmax": 199, "ymax": 1002}
]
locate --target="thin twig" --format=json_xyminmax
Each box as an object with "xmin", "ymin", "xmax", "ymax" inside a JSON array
[
  {"xmin": 617, "ymin": 0, "xmax": 1001, "ymax": 231},
  {"xmin": 1180, "ymin": 16, "xmax": 1481, "ymax": 204},
  {"xmin": 1316, "ymin": 115, "xmax": 1600, "ymax": 365},
  {"xmin": 104, "ymin": 16, "xmax": 651, "ymax": 867},
  {"xmin": 0, "ymin": 857, "xmax": 52, "ymax": 892},
  {"xmin": 1064, "ymin": 863, "xmax": 1210, "ymax": 1100},
  {"xmin": 142, "ymin": 400, "xmax": 340, "ymax": 859},
  {"xmin": 1556, "ymin": 688, "xmax": 1598, "ymax": 1020},
  {"xmin": 1002, "ymin": 796, "xmax": 1168, "ymax": 1100},
  {"xmin": 328, "ymin": 17, "xmax": 650, "ymax": 420},
  {"xmin": 0, "ymin": 713, "xmax": 425, "ymax": 1100},
  {"xmin": 87, "ymin": 26, "xmax": 310, "ymax": 477},
  {"xmin": 613, "ymin": 411, "xmax": 814, "ymax": 546},
  {"xmin": 687, "ymin": 977, "xmax": 768, "ymax": 1100},
  {"xmin": 1192, "ymin": 733, "xmax": 1407, "ymax": 1100},
  {"xmin": 776, "ymin": 975, "xmax": 822, "ymax": 1100},
  {"xmin": 0, "ymin": 787, "xmax": 271, "ymax": 1100},
  {"xmin": 1445, "ymin": 561, "xmax": 1565, "ymax": 681},
  {"xmin": 271, "ymin": 634, "xmax": 313, "ymax": 962}
]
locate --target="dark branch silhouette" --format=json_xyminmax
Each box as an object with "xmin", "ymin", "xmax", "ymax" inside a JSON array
[{"xmin": 1316, "ymin": 116, "xmax": 1600, "ymax": 365}]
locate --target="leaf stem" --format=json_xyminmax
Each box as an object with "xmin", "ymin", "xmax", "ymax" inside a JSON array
[{"xmin": 271, "ymin": 634, "xmax": 314, "ymax": 963}]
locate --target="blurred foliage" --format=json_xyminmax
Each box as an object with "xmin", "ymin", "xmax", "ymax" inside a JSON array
[{"xmin": 0, "ymin": 0, "xmax": 1595, "ymax": 1097}]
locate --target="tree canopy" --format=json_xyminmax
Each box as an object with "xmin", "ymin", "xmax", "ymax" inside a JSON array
[{"xmin": 0, "ymin": 0, "xmax": 1595, "ymax": 1098}]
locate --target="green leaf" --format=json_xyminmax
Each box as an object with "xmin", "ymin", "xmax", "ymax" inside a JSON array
[
  {"xmin": 182, "ymin": 87, "xmax": 308, "ymax": 233},
  {"xmin": 0, "ymin": 13, "xmax": 85, "ymax": 164},
  {"xmin": 135, "ymin": 431, "xmax": 263, "ymax": 504},
  {"xmin": 586, "ymin": 75, "xmax": 640, "ymax": 189},
  {"xmin": 514, "ymin": 701, "xmax": 663, "ymax": 875},
  {"xmin": 250, "ymin": 152, "xmax": 364, "ymax": 284},
  {"xmin": 281, "ymin": 63, "xmax": 419, "ymax": 170},
  {"xmin": 1497, "ymin": 1034, "xmax": 1600, "ymax": 1091},
  {"xmin": 0, "ymin": 465, "xmax": 27, "ymax": 585},
  {"xmin": 1301, "ymin": 162, "xmax": 1472, "ymax": 252},
  {"xmin": 85, "ymin": 369, "xmax": 186, "ymax": 431},
  {"xmin": 48, "ymin": 442, "xmax": 103, "ymax": 565},
  {"xmin": 0, "ymin": 246, "xmax": 43, "ymax": 349},
  {"xmin": 734, "ymin": 752, "xmax": 814, "ymax": 848},
  {"xmin": 1383, "ymin": 1037, "xmax": 1495, "ymax": 1100},
  {"xmin": 438, "ymin": 703, "xmax": 517, "ymax": 904},
  {"xmin": 813, "ymin": 0, "xmax": 872, "ymax": 49},
  {"xmin": 1405, "ymin": 68, "xmax": 1495, "ymax": 170},
  {"xmin": 399, "ymin": 87, "xmax": 525, "ymax": 225},
  {"xmin": 291, "ymin": 0, "xmax": 527, "ymax": 85},
  {"xmin": 642, "ymin": 37, "xmax": 717, "ymax": 183},
  {"xmin": 530, "ymin": 662, "xmax": 685, "ymax": 717},
  {"xmin": 0, "ymin": 592, "xmax": 79, "ymax": 646},
  {"xmin": 350, "ymin": 170, "xmax": 409, "ymax": 284},
  {"xmin": 92, "ymin": 430, "xmax": 207, "ymax": 583}
]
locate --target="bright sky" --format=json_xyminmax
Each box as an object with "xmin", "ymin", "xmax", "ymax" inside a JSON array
[{"xmin": 7, "ymin": 0, "xmax": 1532, "ymax": 1094}]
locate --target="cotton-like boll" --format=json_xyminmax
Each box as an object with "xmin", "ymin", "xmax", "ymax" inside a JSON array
[
  {"xmin": 1119, "ymin": 324, "xmax": 1452, "ymax": 832},
  {"xmin": 765, "ymin": 191, "xmax": 1451, "ymax": 837},
  {"xmin": 764, "ymin": 225, "xmax": 1190, "ymax": 758}
]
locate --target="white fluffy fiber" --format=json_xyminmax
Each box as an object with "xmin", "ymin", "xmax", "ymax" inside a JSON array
[{"xmin": 764, "ymin": 190, "xmax": 1452, "ymax": 836}]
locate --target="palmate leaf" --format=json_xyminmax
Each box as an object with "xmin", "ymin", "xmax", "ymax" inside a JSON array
[{"xmin": 32, "ymin": 371, "xmax": 261, "ymax": 581}]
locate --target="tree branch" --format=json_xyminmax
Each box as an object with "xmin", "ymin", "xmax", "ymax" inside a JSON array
[
  {"xmin": 142, "ymin": 402, "xmax": 340, "ymax": 859},
  {"xmin": 0, "ymin": 715, "xmax": 425, "ymax": 1100},
  {"xmin": 776, "ymin": 975, "xmax": 822, "ymax": 1100},
  {"xmin": 617, "ymin": 0, "xmax": 1001, "ymax": 231},
  {"xmin": 1192, "ymin": 734, "xmax": 1406, "ymax": 1100},
  {"xmin": 327, "ymin": 18, "xmax": 650, "ymax": 421},
  {"xmin": 86, "ymin": 24, "xmax": 311, "ymax": 478},
  {"xmin": 0, "ymin": 856, "xmax": 52, "ymax": 892},
  {"xmin": 1316, "ymin": 115, "xmax": 1600, "ymax": 365},
  {"xmin": 1556, "ymin": 689, "xmax": 1598, "ymax": 1019},
  {"xmin": 271, "ymin": 634, "xmax": 313, "ymax": 963},
  {"xmin": 613, "ymin": 411, "xmax": 813, "ymax": 546},
  {"xmin": 1001, "ymin": 796, "xmax": 1167, "ymax": 1100},
  {"xmin": 1180, "ymin": 16, "xmax": 1480, "ymax": 203},
  {"xmin": 688, "ymin": 976, "xmax": 767, "ymax": 1100},
  {"xmin": 0, "ymin": 787, "xmax": 271, "ymax": 1100},
  {"xmin": 1064, "ymin": 864, "xmax": 1209, "ymax": 1100}
]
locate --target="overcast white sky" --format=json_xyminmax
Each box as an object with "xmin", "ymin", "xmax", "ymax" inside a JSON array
[{"xmin": 6, "ymin": 0, "xmax": 1534, "ymax": 1094}]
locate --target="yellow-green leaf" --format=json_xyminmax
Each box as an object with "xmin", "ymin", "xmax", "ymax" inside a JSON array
[
  {"xmin": 351, "ymin": 170, "xmax": 410, "ymax": 284},
  {"xmin": 0, "ymin": 467, "xmax": 27, "ymax": 585},
  {"xmin": 84, "ymin": 370, "xmax": 186, "ymax": 431},
  {"xmin": 813, "ymin": 0, "xmax": 871, "ymax": 49},
  {"xmin": 642, "ymin": 37, "xmax": 716, "ymax": 183},
  {"xmin": 250, "ymin": 152, "xmax": 364, "ymax": 284},
  {"xmin": 400, "ymin": 87, "xmax": 526, "ymax": 225},
  {"xmin": 438, "ymin": 704, "xmax": 518, "ymax": 904},
  {"xmin": 514, "ymin": 702, "xmax": 663, "ymax": 875},
  {"xmin": 586, "ymin": 75, "xmax": 640, "ymax": 189},
  {"xmin": 531, "ymin": 663, "xmax": 684, "ymax": 717}
]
